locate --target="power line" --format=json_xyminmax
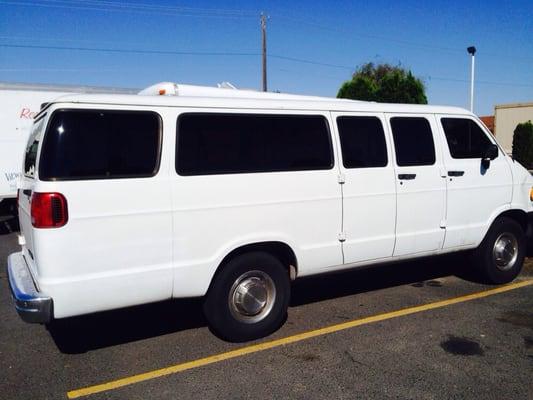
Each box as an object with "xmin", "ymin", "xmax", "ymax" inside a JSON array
[
  {"xmin": 2, "ymin": 42, "xmax": 532, "ymax": 89},
  {"xmin": 71, "ymin": 0, "xmax": 253, "ymax": 13},
  {"xmin": 4, "ymin": 0, "xmax": 532, "ymax": 65},
  {"xmin": 271, "ymin": 14, "xmax": 533, "ymax": 63},
  {"xmin": 0, "ymin": 0, "xmax": 258, "ymax": 18},
  {"xmin": 3, "ymin": 1, "xmax": 531, "ymax": 63},
  {"xmin": 0, "ymin": 34, "xmax": 156, "ymax": 47},
  {"xmin": 0, "ymin": 42, "xmax": 354, "ymax": 70},
  {"xmin": 274, "ymin": 68, "xmax": 347, "ymax": 81},
  {"xmin": 0, "ymin": 43, "xmax": 260, "ymax": 57},
  {"xmin": 67, "ymin": 0, "xmax": 257, "ymax": 15},
  {"xmin": 0, "ymin": 1, "xmax": 468, "ymax": 54},
  {"xmin": 424, "ymin": 75, "xmax": 533, "ymax": 88},
  {"xmin": 270, "ymin": 54, "xmax": 352, "ymax": 70},
  {"xmin": 0, "ymin": 43, "xmax": 354, "ymax": 70},
  {"xmin": 271, "ymin": 15, "xmax": 464, "ymax": 54},
  {"xmin": 0, "ymin": 67, "xmax": 124, "ymax": 72}
]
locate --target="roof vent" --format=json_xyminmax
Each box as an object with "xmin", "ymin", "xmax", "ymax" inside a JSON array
[{"xmin": 138, "ymin": 82, "xmax": 240, "ymax": 97}]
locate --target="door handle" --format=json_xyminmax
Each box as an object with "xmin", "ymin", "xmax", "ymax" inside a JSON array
[
  {"xmin": 398, "ymin": 174, "xmax": 416, "ymax": 180},
  {"xmin": 447, "ymin": 170, "xmax": 464, "ymax": 177},
  {"xmin": 22, "ymin": 189, "xmax": 32, "ymax": 197}
]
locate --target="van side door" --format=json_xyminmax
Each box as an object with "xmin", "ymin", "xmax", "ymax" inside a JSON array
[
  {"xmin": 332, "ymin": 112, "xmax": 396, "ymax": 263},
  {"xmin": 436, "ymin": 115, "xmax": 512, "ymax": 248},
  {"xmin": 387, "ymin": 114, "xmax": 447, "ymax": 256}
]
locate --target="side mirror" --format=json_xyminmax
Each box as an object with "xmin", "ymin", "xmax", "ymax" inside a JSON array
[{"xmin": 481, "ymin": 144, "xmax": 498, "ymax": 169}]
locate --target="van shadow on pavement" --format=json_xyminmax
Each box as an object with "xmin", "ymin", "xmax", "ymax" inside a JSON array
[
  {"xmin": 48, "ymin": 252, "xmax": 478, "ymax": 354},
  {"xmin": 290, "ymin": 252, "xmax": 480, "ymax": 306},
  {"xmin": 47, "ymin": 298, "xmax": 207, "ymax": 354}
]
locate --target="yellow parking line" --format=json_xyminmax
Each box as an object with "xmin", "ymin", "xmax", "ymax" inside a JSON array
[{"xmin": 67, "ymin": 279, "xmax": 533, "ymax": 399}]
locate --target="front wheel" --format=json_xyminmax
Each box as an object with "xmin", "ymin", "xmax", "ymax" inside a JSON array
[
  {"xmin": 203, "ymin": 252, "xmax": 290, "ymax": 342},
  {"xmin": 471, "ymin": 217, "xmax": 525, "ymax": 284}
]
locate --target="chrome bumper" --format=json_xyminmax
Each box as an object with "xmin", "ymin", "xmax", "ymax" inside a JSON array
[{"xmin": 6, "ymin": 252, "xmax": 52, "ymax": 323}]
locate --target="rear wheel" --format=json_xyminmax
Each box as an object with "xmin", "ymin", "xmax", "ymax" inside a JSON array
[
  {"xmin": 204, "ymin": 252, "xmax": 290, "ymax": 342},
  {"xmin": 471, "ymin": 217, "xmax": 525, "ymax": 284}
]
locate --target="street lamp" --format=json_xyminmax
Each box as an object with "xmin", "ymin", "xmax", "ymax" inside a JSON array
[{"xmin": 467, "ymin": 46, "xmax": 476, "ymax": 113}]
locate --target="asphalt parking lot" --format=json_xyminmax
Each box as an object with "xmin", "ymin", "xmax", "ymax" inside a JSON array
[{"xmin": 1, "ymin": 212, "xmax": 532, "ymax": 400}]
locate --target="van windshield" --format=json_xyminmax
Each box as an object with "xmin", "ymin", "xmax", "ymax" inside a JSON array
[{"xmin": 24, "ymin": 115, "xmax": 46, "ymax": 178}]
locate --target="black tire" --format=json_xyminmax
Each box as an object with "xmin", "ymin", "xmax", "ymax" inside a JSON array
[
  {"xmin": 203, "ymin": 251, "xmax": 290, "ymax": 342},
  {"xmin": 0, "ymin": 199, "xmax": 16, "ymax": 216},
  {"xmin": 471, "ymin": 217, "xmax": 525, "ymax": 284}
]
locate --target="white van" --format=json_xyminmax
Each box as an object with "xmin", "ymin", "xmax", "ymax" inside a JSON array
[
  {"xmin": 0, "ymin": 83, "xmax": 136, "ymax": 213},
  {"xmin": 7, "ymin": 84, "xmax": 533, "ymax": 341}
]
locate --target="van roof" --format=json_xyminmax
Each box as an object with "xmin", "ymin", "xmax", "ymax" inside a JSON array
[{"xmin": 50, "ymin": 92, "xmax": 471, "ymax": 115}]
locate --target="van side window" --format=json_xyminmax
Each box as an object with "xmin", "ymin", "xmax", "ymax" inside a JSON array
[
  {"xmin": 176, "ymin": 113, "xmax": 333, "ymax": 176},
  {"xmin": 24, "ymin": 116, "xmax": 46, "ymax": 178},
  {"xmin": 390, "ymin": 117, "xmax": 435, "ymax": 166},
  {"xmin": 337, "ymin": 116, "xmax": 387, "ymax": 168},
  {"xmin": 441, "ymin": 118, "xmax": 495, "ymax": 159},
  {"xmin": 39, "ymin": 110, "xmax": 161, "ymax": 181}
]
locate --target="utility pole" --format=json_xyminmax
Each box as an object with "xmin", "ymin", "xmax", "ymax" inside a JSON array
[
  {"xmin": 467, "ymin": 46, "xmax": 476, "ymax": 113},
  {"xmin": 261, "ymin": 13, "xmax": 267, "ymax": 92}
]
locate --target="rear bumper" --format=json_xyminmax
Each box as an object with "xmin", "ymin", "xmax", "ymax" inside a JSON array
[{"xmin": 6, "ymin": 252, "xmax": 52, "ymax": 323}]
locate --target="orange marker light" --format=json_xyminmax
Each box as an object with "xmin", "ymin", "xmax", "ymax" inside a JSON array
[
  {"xmin": 159, "ymin": 89, "xmax": 166, "ymax": 95},
  {"xmin": 530, "ymin": 187, "xmax": 533, "ymax": 201}
]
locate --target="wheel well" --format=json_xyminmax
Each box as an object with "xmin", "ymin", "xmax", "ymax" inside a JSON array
[
  {"xmin": 497, "ymin": 209, "xmax": 528, "ymax": 232},
  {"xmin": 217, "ymin": 242, "xmax": 298, "ymax": 280}
]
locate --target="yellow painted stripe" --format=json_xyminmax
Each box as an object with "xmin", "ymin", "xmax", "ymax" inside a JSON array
[{"xmin": 67, "ymin": 279, "xmax": 533, "ymax": 399}]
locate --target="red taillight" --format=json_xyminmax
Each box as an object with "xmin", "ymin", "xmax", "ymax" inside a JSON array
[{"xmin": 31, "ymin": 192, "xmax": 68, "ymax": 228}]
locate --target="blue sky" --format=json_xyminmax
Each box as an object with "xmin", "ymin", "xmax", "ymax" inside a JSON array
[{"xmin": 0, "ymin": 0, "xmax": 532, "ymax": 116}]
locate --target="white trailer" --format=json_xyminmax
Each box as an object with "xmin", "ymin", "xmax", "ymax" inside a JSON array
[{"xmin": 0, "ymin": 82, "xmax": 137, "ymax": 212}]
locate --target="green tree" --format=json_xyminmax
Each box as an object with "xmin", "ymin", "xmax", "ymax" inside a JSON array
[
  {"xmin": 512, "ymin": 120, "xmax": 533, "ymax": 169},
  {"xmin": 337, "ymin": 62, "xmax": 427, "ymax": 104}
]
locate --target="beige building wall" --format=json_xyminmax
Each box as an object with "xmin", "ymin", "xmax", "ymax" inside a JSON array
[{"xmin": 494, "ymin": 102, "xmax": 533, "ymax": 154}]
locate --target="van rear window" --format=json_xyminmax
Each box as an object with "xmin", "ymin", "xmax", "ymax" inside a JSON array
[
  {"xmin": 39, "ymin": 110, "xmax": 161, "ymax": 181},
  {"xmin": 176, "ymin": 113, "xmax": 333, "ymax": 176}
]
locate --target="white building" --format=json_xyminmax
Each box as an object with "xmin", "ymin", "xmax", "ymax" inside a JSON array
[{"xmin": 494, "ymin": 102, "xmax": 533, "ymax": 154}]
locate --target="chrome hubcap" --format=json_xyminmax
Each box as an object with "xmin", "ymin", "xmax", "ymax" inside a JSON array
[
  {"xmin": 229, "ymin": 270, "xmax": 276, "ymax": 324},
  {"xmin": 492, "ymin": 232, "xmax": 518, "ymax": 271}
]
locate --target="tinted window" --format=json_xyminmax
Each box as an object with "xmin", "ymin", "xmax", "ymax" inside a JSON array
[
  {"xmin": 337, "ymin": 116, "xmax": 387, "ymax": 168},
  {"xmin": 391, "ymin": 117, "xmax": 435, "ymax": 166},
  {"xmin": 39, "ymin": 110, "xmax": 161, "ymax": 180},
  {"xmin": 24, "ymin": 116, "xmax": 46, "ymax": 178},
  {"xmin": 176, "ymin": 113, "xmax": 333, "ymax": 175},
  {"xmin": 441, "ymin": 118, "xmax": 494, "ymax": 159}
]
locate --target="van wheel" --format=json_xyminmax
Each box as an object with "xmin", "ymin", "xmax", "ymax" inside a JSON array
[
  {"xmin": 204, "ymin": 252, "xmax": 290, "ymax": 342},
  {"xmin": 471, "ymin": 217, "xmax": 525, "ymax": 284}
]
